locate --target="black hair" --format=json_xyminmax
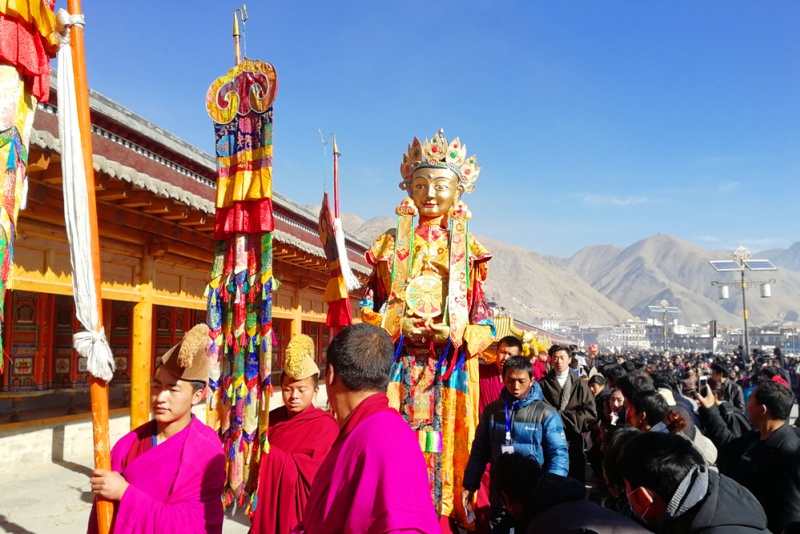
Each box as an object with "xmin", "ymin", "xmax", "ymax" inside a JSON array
[
  {"xmin": 616, "ymin": 372, "xmax": 655, "ymax": 401},
  {"xmin": 600, "ymin": 363, "xmax": 616, "ymax": 376},
  {"xmin": 588, "ymin": 375, "xmax": 606, "ymax": 387},
  {"xmin": 651, "ymin": 370, "xmax": 677, "ymax": 392},
  {"xmin": 548, "ymin": 344, "xmax": 571, "ymax": 358},
  {"xmin": 490, "ymin": 452, "xmax": 544, "ymax": 506},
  {"xmin": 753, "ymin": 380, "xmax": 795, "ymax": 420},
  {"xmin": 503, "ymin": 355, "xmax": 533, "ymax": 379},
  {"xmin": 621, "ymin": 361, "xmax": 637, "ymax": 374},
  {"xmin": 187, "ymin": 380, "xmax": 206, "ymax": 394},
  {"xmin": 710, "ymin": 363, "xmax": 730, "ymax": 378},
  {"xmin": 497, "ymin": 335, "xmax": 523, "ymax": 353},
  {"xmin": 630, "ymin": 390, "xmax": 669, "ymax": 427},
  {"xmin": 602, "ymin": 425, "xmax": 640, "ymax": 489},
  {"xmin": 619, "ymin": 431, "xmax": 704, "ymax": 502},
  {"xmin": 605, "ymin": 365, "xmax": 627, "ymax": 384},
  {"xmin": 326, "ymin": 323, "xmax": 393, "ymax": 392}
]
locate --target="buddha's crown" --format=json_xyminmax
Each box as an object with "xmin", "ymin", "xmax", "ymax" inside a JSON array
[{"xmin": 400, "ymin": 129, "xmax": 480, "ymax": 194}]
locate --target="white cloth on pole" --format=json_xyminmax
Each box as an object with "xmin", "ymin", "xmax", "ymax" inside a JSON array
[
  {"xmin": 333, "ymin": 218, "xmax": 360, "ymax": 291},
  {"xmin": 56, "ymin": 12, "xmax": 114, "ymax": 382}
]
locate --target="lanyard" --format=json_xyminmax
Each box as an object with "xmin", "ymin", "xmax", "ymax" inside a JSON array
[{"xmin": 504, "ymin": 400, "xmax": 519, "ymax": 444}]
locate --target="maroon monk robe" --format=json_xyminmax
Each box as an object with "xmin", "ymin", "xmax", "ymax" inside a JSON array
[
  {"xmin": 250, "ymin": 405, "xmax": 338, "ymax": 534},
  {"xmin": 478, "ymin": 363, "xmax": 504, "ymax": 415}
]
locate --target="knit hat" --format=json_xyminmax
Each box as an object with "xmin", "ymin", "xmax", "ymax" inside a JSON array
[
  {"xmin": 284, "ymin": 334, "xmax": 320, "ymax": 381},
  {"xmin": 160, "ymin": 323, "xmax": 210, "ymax": 383}
]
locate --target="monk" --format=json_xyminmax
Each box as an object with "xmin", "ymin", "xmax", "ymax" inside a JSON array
[
  {"xmin": 87, "ymin": 324, "xmax": 225, "ymax": 533},
  {"xmin": 250, "ymin": 334, "xmax": 337, "ymax": 534},
  {"xmin": 301, "ymin": 323, "xmax": 440, "ymax": 533},
  {"xmin": 479, "ymin": 336, "xmax": 523, "ymax": 414}
]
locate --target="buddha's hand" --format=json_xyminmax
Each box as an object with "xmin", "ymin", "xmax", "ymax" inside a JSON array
[
  {"xmin": 427, "ymin": 322, "xmax": 451, "ymax": 343},
  {"xmin": 401, "ymin": 317, "xmax": 450, "ymax": 343}
]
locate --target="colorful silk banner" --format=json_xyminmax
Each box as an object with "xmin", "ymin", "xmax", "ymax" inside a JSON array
[
  {"xmin": 0, "ymin": 0, "xmax": 57, "ymax": 371},
  {"xmin": 206, "ymin": 57, "xmax": 278, "ymax": 508}
]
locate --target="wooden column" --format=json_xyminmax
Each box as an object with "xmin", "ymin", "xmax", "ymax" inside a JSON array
[
  {"xmin": 2, "ymin": 296, "xmax": 8, "ymax": 390},
  {"xmin": 130, "ymin": 256, "xmax": 154, "ymax": 429},
  {"xmin": 34, "ymin": 293, "xmax": 52, "ymax": 389},
  {"xmin": 290, "ymin": 282, "xmax": 304, "ymax": 337}
]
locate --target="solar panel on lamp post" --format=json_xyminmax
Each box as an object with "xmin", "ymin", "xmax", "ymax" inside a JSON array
[
  {"xmin": 648, "ymin": 300, "xmax": 681, "ymax": 352},
  {"xmin": 708, "ymin": 246, "xmax": 777, "ymax": 363}
]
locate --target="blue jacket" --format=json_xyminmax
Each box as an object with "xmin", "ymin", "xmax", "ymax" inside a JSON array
[{"xmin": 463, "ymin": 382, "xmax": 569, "ymax": 490}]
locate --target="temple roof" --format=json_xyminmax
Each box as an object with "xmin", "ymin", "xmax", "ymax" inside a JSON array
[{"xmin": 32, "ymin": 72, "xmax": 372, "ymax": 275}]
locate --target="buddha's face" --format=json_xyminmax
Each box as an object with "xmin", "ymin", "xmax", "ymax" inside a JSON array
[{"xmin": 408, "ymin": 167, "xmax": 460, "ymax": 218}]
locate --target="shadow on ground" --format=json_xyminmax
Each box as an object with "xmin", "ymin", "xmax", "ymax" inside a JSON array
[{"xmin": 0, "ymin": 514, "xmax": 37, "ymax": 534}]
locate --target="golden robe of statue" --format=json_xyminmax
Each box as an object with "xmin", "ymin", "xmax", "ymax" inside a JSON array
[{"xmin": 360, "ymin": 132, "xmax": 495, "ymax": 525}]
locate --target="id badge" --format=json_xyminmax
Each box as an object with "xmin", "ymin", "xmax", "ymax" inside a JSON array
[{"xmin": 501, "ymin": 444, "xmax": 515, "ymax": 454}]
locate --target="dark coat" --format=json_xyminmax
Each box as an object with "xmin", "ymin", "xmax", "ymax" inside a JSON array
[
  {"xmin": 524, "ymin": 474, "xmax": 650, "ymax": 534},
  {"xmin": 658, "ymin": 470, "xmax": 769, "ymax": 533},
  {"xmin": 704, "ymin": 406, "xmax": 800, "ymax": 533},
  {"xmin": 540, "ymin": 371, "xmax": 598, "ymax": 481},
  {"xmin": 699, "ymin": 402, "xmax": 752, "ymax": 440},
  {"xmin": 539, "ymin": 371, "xmax": 597, "ymax": 438},
  {"xmin": 721, "ymin": 379, "xmax": 746, "ymax": 411},
  {"xmin": 682, "ymin": 375, "xmax": 699, "ymax": 395}
]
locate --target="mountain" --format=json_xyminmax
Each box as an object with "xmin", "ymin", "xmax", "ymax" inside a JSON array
[
  {"xmin": 567, "ymin": 235, "xmax": 800, "ymax": 326},
  {"xmin": 566, "ymin": 244, "xmax": 625, "ymax": 284},
  {"xmin": 351, "ymin": 215, "xmax": 395, "ymax": 244},
  {"xmin": 478, "ymin": 238, "xmax": 632, "ymax": 325},
  {"xmin": 341, "ymin": 216, "xmax": 632, "ymax": 325},
  {"xmin": 760, "ymin": 242, "xmax": 800, "ymax": 273}
]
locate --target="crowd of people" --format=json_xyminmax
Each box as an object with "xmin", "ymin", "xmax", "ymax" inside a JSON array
[{"xmin": 86, "ymin": 325, "xmax": 800, "ymax": 533}]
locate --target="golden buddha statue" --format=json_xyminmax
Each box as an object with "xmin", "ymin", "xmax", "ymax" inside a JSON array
[{"xmin": 360, "ymin": 130, "xmax": 494, "ymax": 526}]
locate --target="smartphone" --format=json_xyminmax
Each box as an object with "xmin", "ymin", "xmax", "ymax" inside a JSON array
[{"xmin": 698, "ymin": 376, "xmax": 709, "ymax": 397}]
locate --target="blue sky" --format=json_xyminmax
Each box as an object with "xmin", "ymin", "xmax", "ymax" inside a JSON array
[{"xmin": 69, "ymin": 1, "xmax": 799, "ymax": 258}]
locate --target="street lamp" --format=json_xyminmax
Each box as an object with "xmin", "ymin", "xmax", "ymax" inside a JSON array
[
  {"xmin": 648, "ymin": 299, "xmax": 681, "ymax": 352},
  {"xmin": 709, "ymin": 246, "xmax": 778, "ymax": 363}
]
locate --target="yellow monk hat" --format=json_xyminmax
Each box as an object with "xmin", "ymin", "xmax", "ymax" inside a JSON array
[
  {"xmin": 160, "ymin": 323, "xmax": 209, "ymax": 384},
  {"xmin": 284, "ymin": 334, "xmax": 320, "ymax": 381}
]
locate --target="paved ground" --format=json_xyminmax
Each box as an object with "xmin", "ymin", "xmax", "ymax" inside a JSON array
[{"xmin": 0, "ymin": 450, "xmax": 250, "ymax": 534}]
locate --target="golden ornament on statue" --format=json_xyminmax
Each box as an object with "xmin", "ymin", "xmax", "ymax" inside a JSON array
[
  {"xmin": 406, "ymin": 274, "xmax": 444, "ymax": 319},
  {"xmin": 399, "ymin": 129, "xmax": 480, "ymax": 194}
]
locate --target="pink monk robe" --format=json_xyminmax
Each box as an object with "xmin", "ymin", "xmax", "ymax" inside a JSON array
[
  {"xmin": 87, "ymin": 417, "xmax": 226, "ymax": 534},
  {"xmin": 301, "ymin": 394, "xmax": 440, "ymax": 534},
  {"xmin": 251, "ymin": 406, "xmax": 338, "ymax": 534}
]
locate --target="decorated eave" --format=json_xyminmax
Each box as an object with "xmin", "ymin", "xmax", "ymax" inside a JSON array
[
  {"xmin": 25, "ymin": 73, "xmax": 371, "ymax": 279},
  {"xmin": 491, "ymin": 316, "xmax": 577, "ymax": 355}
]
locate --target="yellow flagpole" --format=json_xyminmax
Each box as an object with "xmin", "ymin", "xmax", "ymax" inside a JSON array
[{"xmin": 66, "ymin": 1, "xmax": 113, "ymax": 532}]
